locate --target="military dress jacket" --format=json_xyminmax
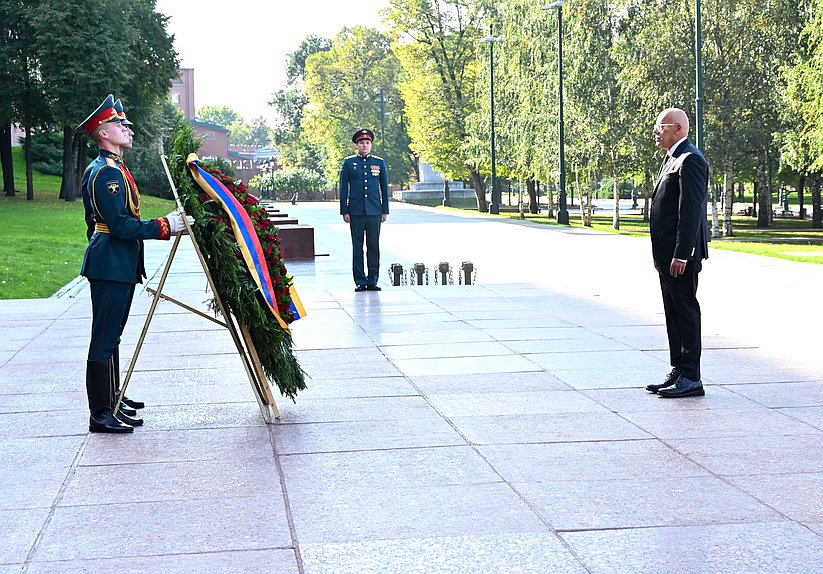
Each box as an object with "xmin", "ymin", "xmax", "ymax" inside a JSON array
[
  {"xmin": 650, "ymin": 138, "xmax": 709, "ymax": 263},
  {"xmin": 81, "ymin": 150, "xmax": 170, "ymax": 284},
  {"xmin": 339, "ymin": 154, "xmax": 389, "ymax": 216}
]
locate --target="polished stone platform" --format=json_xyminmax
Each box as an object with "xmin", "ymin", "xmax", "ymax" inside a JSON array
[{"xmin": 1, "ymin": 201, "xmax": 822, "ymax": 573}]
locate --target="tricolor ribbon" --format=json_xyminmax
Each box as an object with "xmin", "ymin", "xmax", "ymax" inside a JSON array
[{"xmin": 187, "ymin": 153, "xmax": 291, "ymax": 330}]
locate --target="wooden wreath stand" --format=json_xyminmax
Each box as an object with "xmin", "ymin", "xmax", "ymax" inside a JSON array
[{"xmin": 113, "ymin": 156, "xmax": 280, "ymax": 423}]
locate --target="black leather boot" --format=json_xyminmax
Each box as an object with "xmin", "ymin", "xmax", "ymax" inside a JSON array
[
  {"xmin": 112, "ymin": 346, "xmax": 144, "ymax": 410},
  {"xmin": 109, "ymin": 354, "xmax": 137, "ymax": 416},
  {"xmin": 86, "ymin": 361, "xmax": 133, "ymax": 434}
]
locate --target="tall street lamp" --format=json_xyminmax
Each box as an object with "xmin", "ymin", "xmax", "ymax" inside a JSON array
[
  {"xmin": 542, "ymin": 0, "xmax": 569, "ymax": 224},
  {"xmin": 694, "ymin": 0, "xmax": 704, "ymax": 151},
  {"xmin": 480, "ymin": 24, "xmax": 503, "ymax": 215}
]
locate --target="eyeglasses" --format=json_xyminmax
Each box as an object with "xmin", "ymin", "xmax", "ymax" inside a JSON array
[{"xmin": 654, "ymin": 123, "xmax": 680, "ymax": 132}]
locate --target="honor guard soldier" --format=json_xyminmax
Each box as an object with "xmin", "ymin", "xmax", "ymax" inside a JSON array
[
  {"xmin": 339, "ymin": 128, "xmax": 389, "ymax": 291},
  {"xmin": 76, "ymin": 94, "xmax": 193, "ymax": 433}
]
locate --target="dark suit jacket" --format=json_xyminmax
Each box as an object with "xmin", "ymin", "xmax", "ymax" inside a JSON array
[{"xmin": 650, "ymin": 138, "xmax": 709, "ymax": 263}]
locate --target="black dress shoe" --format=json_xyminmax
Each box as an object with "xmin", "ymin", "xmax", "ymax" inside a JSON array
[
  {"xmin": 89, "ymin": 407, "xmax": 133, "ymax": 434},
  {"xmin": 118, "ymin": 404, "xmax": 137, "ymax": 416},
  {"xmin": 116, "ymin": 409, "xmax": 144, "ymax": 427},
  {"xmin": 366, "ymin": 284, "xmax": 382, "ymax": 291},
  {"xmin": 646, "ymin": 368, "xmax": 681, "ymax": 393},
  {"xmin": 354, "ymin": 285, "xmax": 367, "ymax": 292},
  {"xmin": 120, "ymin": 395, "xmax": 145, "ymax": 410},
  {"xmin": 658, "ymin": 377, "xmax": 705, "ymax": 398}
]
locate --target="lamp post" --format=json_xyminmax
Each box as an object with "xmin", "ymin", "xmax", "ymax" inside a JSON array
[
  {"xmin": 480, "ymin": 24, "xmax": 503, "ymax": 214},
  {"xmin": 542, "ymin": 1, "xmax": 569, "ymax": 224},
  {"xmin": 694, "ymin": 0, "xmax": 704, "ymax": 151}
]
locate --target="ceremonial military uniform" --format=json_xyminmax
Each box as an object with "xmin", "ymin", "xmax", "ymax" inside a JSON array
[
  {"xmin": 339, "ymin": 128, "xmax": 389, "ymax": 290},
  {"xmin": 76, "ymin": 95, "xmax": 185, "ymax": 433}
]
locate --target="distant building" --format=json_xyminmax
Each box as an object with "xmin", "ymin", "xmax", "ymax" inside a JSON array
[
  {"xmin": 170, "ymin": 68, "xmax": 195, "ymax": 119},
  {"xmin": 187, "ymin": 120, "xmax": 229, "ymax": 159},
  {"xmin": 229, "ymin": 145, "xmax": 279, "ymax": 183}
]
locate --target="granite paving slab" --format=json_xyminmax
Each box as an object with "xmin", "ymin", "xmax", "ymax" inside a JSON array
[
  {"xmin": 450, "ymin": 411, "xmax": 651, "ymax": 445},
  {"xmin": 379, "ymin": 341, "xmax": 513, "ymax": 360},
  {"xmin": 729, "ymin": 472, "xmax": 823, "ymax": 522},
  {"xmin": 272, "ymin": 417, "xmax": 464, "ymax": 454},
  {"xmin": 504, "ymin": 337, "xmax": 633, "ymax": 353},
  {"xmin": 410, "ymin": 371, "xmax": 570, "ymax": 394},
  {"xmin": 300, "ymin": 532, "xmax": 588, "ymax": 574},
  {"xmin": 392, "ymin": 355, "xmax": 541, "ymax": 377},
  {"xmin": 369, "ymin": 329, "xmax": 493, "ymax": 346},
  {"xmin": 582, "ymin": 386, "xmax": 763, "ymax": 413},
  {"xmin": 287, "ymin": 482, "xmax": 547, "ymax": 544},
  {"xmin": 561, "ymin": 521, "xmax": 823, "ymax": 574},
  {"xmin": 516, "ymin": 475, "xmax": 782, "ymax": 530},
  {"xmin": 666, "ymin": 433, "xmax": 823, "ymax": 475},
  {"xmin": 280, "ymin": 445, "xmax": 497, "ymax": 489},
  {"xmin": 0, "ymin": 390, "xmax": 87, "ymax": 413},
  {"xmin": 0, "ymin": 435, "xmax": 84, "ymax": 510},
  {"xmin": 125, "ymin": 382, "xmax": 252, "ymax": 406},
  {"xmin": 728, "ymin": 381, "xmax": 823, "ymax": 408},
  {"xmin": 480, "ymin": 326, "xmax": 587, "ymax": 342},
  {"xmin": 0, "ymin": 409, "xmax": 87, "ymax": 439},
  {"xmin": 34, "ymin": 496, "xmax": 292, "ymax": 562},
  {"xmin": 0, "ymin": 507, "xmax": 50, "ymax": 563},
  {"xmin": 479, "ymin": 440, "xmax": 709, "ymax": 483},
  {"xmin": 779, "ymin": 405, "xmax": 823, "ymax": 430},
  {"xmin": 141, "ymin": 402, "xmax": 267, "ymax": 431},
  {"xmin": 80, "ymin": 426, "xmax": 273, "ymax": 465},
  {"xmin": 295, "ymin": 376, "xmax": 417, "ymax": 399},
  {"xmin": 61, "ymin": 458, "xmax": 282, "ymax": 506},
  {"xmin": 25, "ymin": 549, "xmax": 299, "ymax": 574},
  {"xmin": 426, "ymin": 390, "xmax": 608, "ymax": 417},
  {"xmin": 275, "ymin": 395, "xmax": 440, "ymax": 423},
  {"xmin": 526, "ymin": 349, "xmax": 667, "ymax": 371},
  {"xmin": 619, "ymin": 405, "xmax": 821, "ymax": 439},
  {"xmin": 551, "ymin": 366, "xmax": 673, "ymax": 390}
]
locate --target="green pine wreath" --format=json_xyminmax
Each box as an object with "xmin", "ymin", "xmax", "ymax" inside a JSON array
[{"xmin": 166, "ymin": 121, "xmax": 306, "ymax": 401}]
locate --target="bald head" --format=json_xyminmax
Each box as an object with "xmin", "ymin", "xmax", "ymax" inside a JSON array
[{"xmin": 654, "ymin": 108, "xmax": 690, "ymax": 150}]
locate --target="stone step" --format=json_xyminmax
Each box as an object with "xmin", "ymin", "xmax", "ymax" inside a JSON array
[{"xmin": 277, "ymin": 224, "xmax": 315, "ymax": 260}]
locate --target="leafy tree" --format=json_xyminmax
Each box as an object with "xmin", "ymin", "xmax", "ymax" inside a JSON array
[
  {"xmin": 303, "ymin": 26, "xmax": 413, "ymax": 186},
  {"xmin": 285, "ymin": 34, "xmax": 333, "ymax": 83},
  {"xmin": 386, "ymin": 0, "xmax": 488, "ymax": 209},
  {"xmin": 197, "ymin": 105, "xmax": 241, "ymax": 128},
  {"xmin": 229, "ymin": 116, "xmax": 272, "ymax": 147}
]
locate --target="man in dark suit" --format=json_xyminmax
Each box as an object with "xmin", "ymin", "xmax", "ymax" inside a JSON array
[
  {"xmin": 339, "ymin": 128, "xmax": 389, "ymax": 292},
  {"xmin": 77, "ymin": 95, "xmax": 192, "ymax": 433},
  {"xmin": 646, "ymin": 108, "xmax": 709, "ymax": 398}
]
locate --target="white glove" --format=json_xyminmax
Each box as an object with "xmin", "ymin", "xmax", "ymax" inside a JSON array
[{"xmin": 166, "ymin": 212, "xmax": 194, "ymax": 235}]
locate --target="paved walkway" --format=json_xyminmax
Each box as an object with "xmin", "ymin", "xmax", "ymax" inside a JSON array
[{"xmin": 1, "ymin": 202, "xmax": 822, "ymax": 574}]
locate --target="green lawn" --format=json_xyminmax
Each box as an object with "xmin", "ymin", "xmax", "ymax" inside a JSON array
[
  {"xmin": 1, "ymin": 148, "xmax": 174, "ymax": 299},
  {"xmin": 430, "ymin": 202, "xmax": 823, "ymax": 265}
]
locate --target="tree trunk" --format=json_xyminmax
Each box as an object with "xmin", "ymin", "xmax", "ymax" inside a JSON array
[
  {"xmin": 469, "ymin": 169, "xmax": 486, "ymax": 212},
  {"xmin": 812, "ymin": 171, "xmax": 822, "ymax": 229},
  {"xmin": 547, "ymin": 178, "xmax": 554, "ymax": 218},
  {"xmin": 75, "ymin": 133, "xmax": 86, "ymax": 194},
  {"xmin": 751, "ymin": 180, "xmax": 757, "ymax": 218},
  {"xmin": 59, "ymin": 126, "xmax": 78, "ymax": 201},
  {"xmin": 1, "ymin": 123, "xmax": 15, "ymax": 196},
  {"xmin": 575, "ymin": 168, "xmax": 586, "ymax": 226},
  {"xmin": 586, "ymin": 171, "xmax": 594, "ymax": 225},
  {"xmin": 766, "ymin": 148, "xmax": 775, "ymax": 224},
  {"xmin": 526, "ymin": 178, "xmax": 537, "ymax": 214},
  {"xmin": 25, "ymin": 126, "xmax": 34, "ymax": 201},
  {"xmin": 612, "ymin": 165, "xmax": 620, "ymax": 230},
  {"xmin": 708, "ymin": 167, "xmax": 719, "ymax": 238},
  {"xmin": 642, "ymin": 169, "xmax": 651, "ymax": 222},
  {"xmin": 798, "ymin": 174, "xmax": 806, "ymax": 219},
  {"xmin": 757, "ymin": 152, "xmax": 770, "ymax": 228},
  {"xmin": 721, "ymin": 161, "xmax": 734, "ymax": 237}
]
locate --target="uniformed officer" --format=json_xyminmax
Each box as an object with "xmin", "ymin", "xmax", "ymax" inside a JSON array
[
  {"xmin": 76, "ymin": 95, "xmax": 192, "ymax": 433},
  {"xmin": 339, "ymin": 128, "xmax": 389, "ymax": 291}
]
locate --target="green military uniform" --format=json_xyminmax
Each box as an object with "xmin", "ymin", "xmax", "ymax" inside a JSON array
[
  {"xmin": 76, "ymin": 94, "xmax": 172, "ymax": 433},
  {"xmin": 339, "ymin": 128, "xmax": 389, "ymax": 289}
]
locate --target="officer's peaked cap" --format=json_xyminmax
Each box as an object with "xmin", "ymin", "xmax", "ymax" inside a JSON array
[
  {"xmin": 113, "ymin": 99, "xmax": 133, "ymax": 126},
  {"xmin": 352, "ymin": 128, "xmax": 374, "ymax": 143},
  {"xmin": 75, "ymin": 95, "xmax": 120, "ymax": 135}
]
